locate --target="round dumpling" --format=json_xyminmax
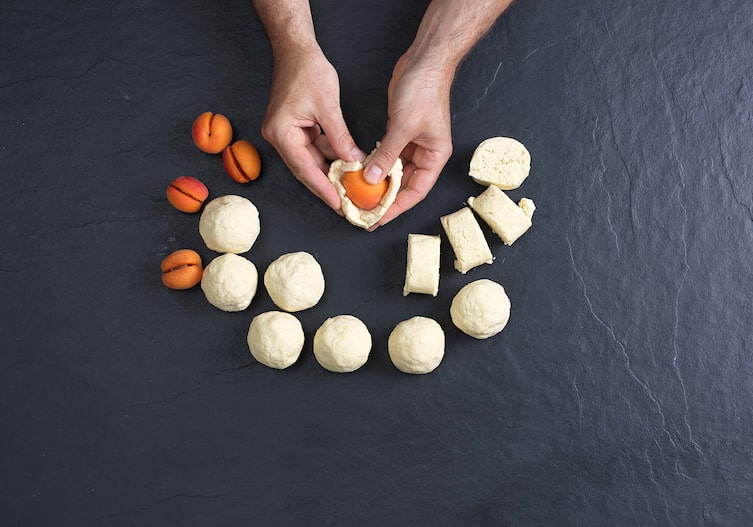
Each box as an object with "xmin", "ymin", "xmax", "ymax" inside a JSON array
[
  {"xmin": 264, "ymin": 252, "xmax": 324, "ymax": 312},
  {"xmin": 313, "ymin": 315, "xmax": 371, "ymax": 373},
  {"xmin": 201, "ymin": 253, "xmax": 258, "ymax": 312},
  {"xmin": 388, "ymin": 317, "xmax": 445, "ymax": 374},
  {"xmin": 199, "ymin": 195, "xmax": 260, "ymax": 253},
  {"xmin": 247, "ymin": 311, "xmax": 305, "ymax": 369},
  {"xmin": 450, "ymin": 279, "xmax": 510, "ymax": 339}
]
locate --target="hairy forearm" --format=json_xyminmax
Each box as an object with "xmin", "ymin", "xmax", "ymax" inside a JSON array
[
  {"xmin": 405, "ymin": 0, "xmax": 514, "ymax": 81},
  {"xmin": 251, "ymin": 0, "xmax": 319, "ymax": 57}
]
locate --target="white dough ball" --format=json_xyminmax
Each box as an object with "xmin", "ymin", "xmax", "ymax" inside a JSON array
[
  {"xmin": 247, "ymin": 311, "xmax": 304, "ymax": 369},
  {"xmin": 388, "ymin": 317, "xmax": 445, "ymax": 374},
  {"xmin": 264, "ymin": 252, "xmax": 325, "ymax": 312},
  {"xmin": 199, "ymin": 195, "xmax": 260, "ymax": 253},
  {"xmin": 313, "ymin": 315, "xmax": 371, "ymax": 373},
  {"xmin": 201, "ymin": 253, "xmax": 258, "ymax": 312},
  {"xmin": 450, "ymin": 279, "xmax": 511, "ymax": 339},
  {"xmin": 468, "ymin": 137, "xmax": 531, "ymax": 190}
]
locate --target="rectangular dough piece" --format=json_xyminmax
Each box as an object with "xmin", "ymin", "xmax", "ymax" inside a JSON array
[
  {"xmin": 468, "ymin": 185, "xmax": 534, "ymax": 246},
  {"xmin": 440, "ymin": 207, "xmax": 493, "ymax": 274},
  {"xmin": 403, "ymin": 233, "xmax": 441, "ymax": 296}
]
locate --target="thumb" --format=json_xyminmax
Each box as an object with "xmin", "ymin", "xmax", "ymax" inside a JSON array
[
  {"xmin": 318, "ymin": 109, "xmax": 364, "ymax": 163},
  {"xmin": 364, "ymin": 126, "xmax": 411, "ymax": 184}
]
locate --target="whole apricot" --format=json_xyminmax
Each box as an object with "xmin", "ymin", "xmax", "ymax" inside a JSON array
[
  {"xmin": 166, "ymin": 176, "xmax": 209, "ymax": 213},
  {"xmin": 342, "ymin": 169, "xmax": 388, "ymax": 210},
  {"xmin": 192, "ymin": 112, "xmax": 233, "ymax": 154},
  {"xmin": 161, "ymin": 249, "xmax": 203, "ymax": 290},
  {"xmin": 223, "ymin": 140, "xmax": 261, "ymax": 183}
]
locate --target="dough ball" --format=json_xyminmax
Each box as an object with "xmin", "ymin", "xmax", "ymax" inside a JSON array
[
  {"xmin": 313, "ymin": 315, "xmax": 371, "ymax": 373},
  {"xmin": 199, "ymin": 195, "xmax": 260, "ymax": 253},
  {"xmin": 450, "ymin": 279, "xmax": 511, "ymax": 339},
  {"xmin": 328, "ymin": 145, "xmax": 403, "ymax": 229},
  {"xmin": 264, "ymin": 252, "xmax": 325, "ymax": 312},
  {"xmin": 468, "ymin": 137, "xmax": 531, "ymax": 190},
  {"xmin": 388, "ymin": 317, "xmax": 445, "ymax": 374},
  {"xmin": 247, "ymin": 311, "xmax": 304, "ymax": 369},
  {"xmin": 201, "ymin": 253, "xmax": 258, "ymax": 312}
]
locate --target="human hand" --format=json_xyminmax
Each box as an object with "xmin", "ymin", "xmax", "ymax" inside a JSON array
[
  {"xmin": 363, "ymin": 53, "xmax": 454, "ymax": 229},
  {"xmin": 260, "ymin": 46, "xmax": 364, "ymax": 212}
]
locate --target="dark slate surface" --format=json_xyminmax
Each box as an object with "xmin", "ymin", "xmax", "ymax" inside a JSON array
[{"xmin": 1, "ymin": 0, "xmax": 752, "ymax": 525}]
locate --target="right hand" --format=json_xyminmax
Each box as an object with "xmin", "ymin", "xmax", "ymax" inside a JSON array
[{"xmin": 260, "ymin": 46, "xmax": 365, "ymax": 212}]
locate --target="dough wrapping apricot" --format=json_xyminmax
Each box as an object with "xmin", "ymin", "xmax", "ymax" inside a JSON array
[{"xmin": 341, "ymin": 168, "xmax": 388, "ymax": 210}]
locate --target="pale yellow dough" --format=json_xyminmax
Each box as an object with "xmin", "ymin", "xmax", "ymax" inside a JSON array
[
  {"xmin": 313, "ymin": 315, "xmax": 371, "ymax": 373},
  {"xmin": 388, "ymin": 317, "xmax": 445, "ymax": 374},
  {"xmin": 264, "ymin": 252, "xmax": 325, "ymax": 312},
  {"xmin": 468, "ymin": 137, "xmax": 531, "ymax": 190},
  {"xmin": 450, "ymin": 279, "xmax": 510, "ymax": 339},
  {"xmin": 201, "ymin": 253, "xmax": 258, "ymax": 312},
  {"xmin": 328, "ymin": 146, "xmax": 403, "ymax": 229},
  {"xmin": 247, "ymin": 311, "xmax": 304, "ymax": 369},
  {"xmin": 199, "ymin": 195, "xmax": 260, "ymax": 254},
  {"xmin": 468, "ymin": 185, "xmax": 535, "ymax": 246},
  {"xmin": 440, "ymin": 207, "xmax": 493, "ymax": 274},
  {"xmin": 403, "ymin": 234, "xmax": 441, "ymax": 296}
]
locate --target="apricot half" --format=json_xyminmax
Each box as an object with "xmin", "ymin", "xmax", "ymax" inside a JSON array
[
  {"xmin": 223, "ymin": 140, "xmax": 261, "ymax": 183},
  {"xmin": 342, "ymin": 169, "xmax": 388, "ymax": 210},
  {"xmin": 166, "ymin": 176, "xmax": 209, "ymax": 213},
  {"xmin": 161, "ymin": 249, "xmax": 203, "ymax": 290},
  {"xmin": 192, "ymin": 112, "xmax": 233, "ymax": 154}
]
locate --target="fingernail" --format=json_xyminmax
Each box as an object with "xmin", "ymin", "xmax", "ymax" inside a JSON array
[{"xmin": 365, "ymin": 165, "xmax": 382, "ymax": 184}]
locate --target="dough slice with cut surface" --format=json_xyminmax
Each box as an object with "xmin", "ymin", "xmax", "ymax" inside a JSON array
[
  {"xmin": 403, "ymin": 234, "xmax": 441, "ymax": 296},
  {"xmin": 440, "ymin": 207, "xmax": 493, "ymax": 274},
  {"xmin": 468, "ymin": 185, "xmax": 535, "ymax": 246},
  {"xmin": 469, "ymin": 137, "xmax": 530, "ymax": 190}
]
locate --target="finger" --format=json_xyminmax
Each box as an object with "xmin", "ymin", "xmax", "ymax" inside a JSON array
[
  {"xmin": 306, "ymin": 143, "xmax": 330, "ymax": 174},
  {"xmin": 273, "ymin": 130, "xmax": 342, "ymax": 212},
  {"xmin": 314, "ymin": 133, "xmax": 339, "ymax": 161},
  {"xmin": 364, "ymin": 122, "xmax": 414, "ymax": 184},
  {"xmin": 318, "ymin": 109, "xmax": 365, "ymax": 162}
]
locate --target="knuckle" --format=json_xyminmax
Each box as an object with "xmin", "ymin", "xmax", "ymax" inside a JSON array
[{"xmin": 374, "ymin": 146, "xmax": 400, "ymax": 166}]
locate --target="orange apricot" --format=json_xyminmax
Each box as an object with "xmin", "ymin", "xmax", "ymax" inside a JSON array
[
  {"xmin": 223, "ymin": 140, "xmax": 261, "ymax": 183},
  {"xmin": 191, "ymin": 112, "xmax": 233, "ymax": 154},
  {"xmin": 166, "ymin": 176, "xmax": 209, "ymax": 213},
  {"xmin": 161, "ymin": 249, "xmax": 203, "ymax": 290},
  {"xmin": 341, "ymin": 169, "xmax": 388, "ymax": 210}
]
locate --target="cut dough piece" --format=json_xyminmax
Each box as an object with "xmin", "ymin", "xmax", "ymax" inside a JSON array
[
  {"xmin": 247, "ymin": 311, "xmax": 305, "ymax": 369},
  {"xmin": 468, "ymin": 185, "xmax": 535, "ymax": 246},
  {"xmin": 201, "ymin": 253, "xmax": 258, "ymax": 312},
  {"xmin": 388, "ymin": 317, "xmax": 445, "ymax": 374},
  {"xmin": 450, "ymin": 279, "xmax": 511, "ymax": 339},
  {"xmin": 199, "ymin": 195, "xmax": 260, "ymax": 254},
  {"xmin": 328, "ymin": 145, "xmax": 403, "ymax": 229},
  {"xmin": 440, "ymin": 207, "xmax": 493, "ymax": 274},
  {"xmin": 469, "ymin": 137, "xmax": 531, "ymax": 190},
  {"xmin": 264, "ymin": 251, "xmax": 324, "ymax": 312},
  {"xmin": 403, "ymin": 234, "xmax": 441, "ymax": 296},
  {"xmin": 313, "ymin": 315, "xmax": 371, "ymax": 373}
]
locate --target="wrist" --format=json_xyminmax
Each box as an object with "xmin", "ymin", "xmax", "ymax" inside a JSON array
[{"xmin": 399, "ymin": 49, "xmax": 456, "ymax": 92}]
